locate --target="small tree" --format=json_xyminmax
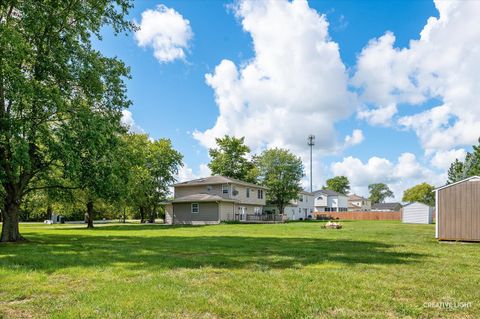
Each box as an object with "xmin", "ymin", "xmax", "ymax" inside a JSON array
[
  {"xmin": 447, "ymin": 138, "xmax": 480, "ymax": 184},
  {"xmin": 368, "ymin": 183, "xmax": 394, "ymax": 204},
  {"xmin": 255, "ymin": 148, "xmax": 304, "ymax": 215},
  {"xmin": 402, "ymin": 183, "xmax": 435, "ymax": 206},
  {"xmin": 208, "ymin": 135, "xmax": 257, "ymax": 183},
  {"xmin": 324, "ymin": 176, "xmax": 350, "ymax": 195},
  {"xmin": 124, "ymin": 134, "xmax": 183, "ymax": 223}
]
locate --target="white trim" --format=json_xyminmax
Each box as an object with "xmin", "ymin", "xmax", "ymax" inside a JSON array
[
  {"xmin": 435, "ymin": 190, "xmax": 439, "ymax": 238},
  {"xmin": 222, "ymin": 184, "xmax": 229, "ymax": 195},
  {"xmin": 434, "ymin": 176, "xmax": 480, "ymax": 191},
  {"xmin": 191, "ymin": 203, "xmax": 199, "ymax": 214}
]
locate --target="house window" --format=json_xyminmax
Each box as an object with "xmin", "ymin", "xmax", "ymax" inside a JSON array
[
  {"xmin": 299, "ymin": 195, "xmax": 303, "ymax": 202},
  {"xmin": 207, "ymin": 185, "xmax": 212, "ymax": 192},
  {"xmin": 191, "ymin": 203, "xmax": 199, "ymax": 214},
  {"xmin": 246, "ymin": 188, "xmax": 250, "ymax": 198},
  {"xmin": 258, "ymin": 189, "xmax": 264, "ymax": 199},
  {"xmin": 222, "ymin": 184, "xmax": 229, "ymax": 194},
  {"xmin": 254, "ymin": 207, "xmax": 261, "ymax": 214}
]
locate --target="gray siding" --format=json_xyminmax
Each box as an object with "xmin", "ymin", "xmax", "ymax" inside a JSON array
[
  {"xmin": 402, "ymin": 202, "xmax": 432, "ymax": 224},
  {"xmin": 172, "ymin": 202, "xmax": 219, "ymax": 225}
]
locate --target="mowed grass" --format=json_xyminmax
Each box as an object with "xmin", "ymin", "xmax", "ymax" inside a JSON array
[{"xmin": 0, "ymin": 221, "xmax": 479, "ymax": 318}]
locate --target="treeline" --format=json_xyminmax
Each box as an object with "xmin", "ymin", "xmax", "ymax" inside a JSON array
[{"xmin": 17, "ymin": 133, "xmax": 183, "ymax": 225}]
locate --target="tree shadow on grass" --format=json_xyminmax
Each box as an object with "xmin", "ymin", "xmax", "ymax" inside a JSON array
[
  {"xmin": 0, "ymin": 225, "xmax": 427, "ymax": 273},
  {"xmin": 56, "ymin": 224, "xmax": 208, "ymax": 231}
]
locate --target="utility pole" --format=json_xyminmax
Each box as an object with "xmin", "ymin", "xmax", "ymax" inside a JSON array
[{"xmin": 307, "ymin": 135, "xmax": 315, "ymax": 193}]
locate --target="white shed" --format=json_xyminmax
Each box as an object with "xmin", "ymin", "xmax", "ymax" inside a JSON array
[{"xmin": 402, "ymin": 202, "xmax": 433, "ymax": 224}]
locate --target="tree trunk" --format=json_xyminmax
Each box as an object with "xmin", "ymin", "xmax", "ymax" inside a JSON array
[
  {"xmin": 1, "ymin": 194, "xmax": 25, "ymax": 242},
  {"xmin": 47, "ymin": 205, "xmax": 53, "ymax": 220},
  {"xmin": 147, "ymin": 206, "xmax": 156, "ymax": 224},
  {"xmin": 122, "ymin": 208, "xmax": 126, "ymax": 223},
  {"xmin": 86, "ymin": 201, "xmax": 94, "ymax": 229},
  {"xmin": 140, "ymin": 206, "xmax": 145, "ymax": 223}
]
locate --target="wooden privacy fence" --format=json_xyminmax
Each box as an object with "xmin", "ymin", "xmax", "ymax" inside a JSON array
[{"xmin": 315, "ymin": 211, "xmax": 401, "ymax": 221}]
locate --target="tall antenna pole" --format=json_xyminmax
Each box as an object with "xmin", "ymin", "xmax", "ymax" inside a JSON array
[{"xmin": 308, "ymin": 135, "xmax": 315, "ymax": 192}]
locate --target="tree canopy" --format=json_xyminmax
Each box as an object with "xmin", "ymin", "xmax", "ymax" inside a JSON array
[
  {"xmin": 324, "ymin": 176, "xmax": 350, "ymax": 195},
  {"xmin": 208, "ymin": 135, "xmax": 257, "ymax": 183},
  {"xmin": 124, "ymin": 134, "xmax": 183, "ymax": 223},
  {"xmin": 368, "ymin": 183, "xmax": 394, "ymax": 204},
  {"xmin": 0, "ymin": 0, "xmax": 134, "ymax": 241},
  {"xmin": 402, "ymin": 183, "xmax": 435, "ymax": 207},
  {"xmin": 255, "ymin": 148, "xmax": 304, "ymax": 215}
]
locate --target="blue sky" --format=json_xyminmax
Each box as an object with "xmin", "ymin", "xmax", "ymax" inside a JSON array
[{"xmin": 96, "ymin": 0, "xmax": 480, "ymax": 199}]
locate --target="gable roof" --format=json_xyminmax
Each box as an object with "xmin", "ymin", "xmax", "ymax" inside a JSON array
[
  {"xmin": 403, "ymin": 201, "xmax": 432, "ymax": 208},
  {"xmin": 313, "ymin": 189, "xmax": 346, "ymax": 197},
  {"xmin": 299, "ymin": 190, "xmax": 314, "ymax": 196},
  {"xmin": 172, "ymin": 175, "xmax": 268, "ymax": 189},
  {"xmin": 371, "ymin": 202, "xmax": 402, "ymax": 211},
  {"xmin": 348, "ymin": 194, "xmax": 368, "ymax": 201},
  {"xmin": 434, "ymin": 176, "xmax": 480, "ymax": 191},
  {"xmin": 171, "ymin": 194, "xmax": 237, "ymax": 203}
]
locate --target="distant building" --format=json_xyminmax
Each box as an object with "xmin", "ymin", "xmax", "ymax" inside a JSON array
[
  {"xmin": 348, "ymin": 194, "xmax": 371, "ymax": 211},
  {"xmin": 313, "ymin": 189, "xmax": 348, "ymax": 212},
  {"xmin": 265, "ymin": 191, "xmax": 315, "ymax": 220},
  {"xmin": 371, "ymin": 202, "xmax": 402, "ymax": 212}
]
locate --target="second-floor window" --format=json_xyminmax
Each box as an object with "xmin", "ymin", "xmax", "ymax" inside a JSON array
[
  {"xmin": 258, "ymin": 189, "xmax": 264, "ymax": 199},
  {"xmin": 246, "ymin": 188, "xmax": 250, "ymax": 198},
  {"xmin": 222, "ymin": 184, "xmax": 229, "ymax": 194}
]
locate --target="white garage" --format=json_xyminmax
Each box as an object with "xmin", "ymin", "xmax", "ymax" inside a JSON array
[{"xmin": 402, "ymin": 202, "xmax": 433, "ymax": 224}]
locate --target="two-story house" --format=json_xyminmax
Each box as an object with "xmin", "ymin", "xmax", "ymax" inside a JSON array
[
  {"xmin": 164, "ymin": 175, "xmax": 268, "ymax": 224},
  {"xmin": 264, "ymin": 191, "xmax": 315, "ymax": 220},
  {"xmin": 313, "ymin": 189, "xmax": 348, "ymax": 212},
  {"xmin": 348, "ymin": 194, "xmax": 372, "ymax": 211}
]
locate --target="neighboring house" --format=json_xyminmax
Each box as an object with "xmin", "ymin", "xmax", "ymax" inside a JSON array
[
  {"xmin": 313, "ymin": 189, "xmax": 348, "ymax": 212},
  {"xmin": 402, "ymin": 202, "xmax": 433, "ymax": 224},
  {"xmin": 348, "ymin": 194, "xmax": 371, "ymax": 211},
  {"xmin": 434, "ymin": 176, "xmax": 480, "ymax": 241},
  {"xmin": 164, "ymin": 175, "xmax": 268, "ymax": 225},
  {"xmin": 371, "ymin": 202, "xmax": 402, "ymax": 212},
  {"xmin": 265, "ymin": 191, "xmax": 315, "ymax": 220}
]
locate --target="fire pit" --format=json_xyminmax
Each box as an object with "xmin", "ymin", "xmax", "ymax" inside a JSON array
[{"xmin": 323, "ymin": 221, "xmax": 343, "ymax": 229}]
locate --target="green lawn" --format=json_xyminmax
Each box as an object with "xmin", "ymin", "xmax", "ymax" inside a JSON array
[{"xmin": 0, "ymin": 221, "xmax": 479, "ymax": 318}]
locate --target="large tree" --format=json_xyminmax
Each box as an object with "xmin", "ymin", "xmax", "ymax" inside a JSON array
[
  {"xmin": 208, "ymin": 135, "xmax": 257, "ymax": 183},
  {"xmin": 0, "ymin": 1, "xmax": 133, "ymax": 241},
  {"xmin": 447, "ymin": 138, "xmax": 480, "ymax": 184},
  {"xmin": 368, "ymin": 183, "xmax": 394, "ymax": 204},
  {"xmin": 324, "ymin": 176, "xmax": 350, "ymax": 195},
  {"xmin": 60, "ymin": 106, "xmax": 127, "ymax": 228},
  {"xmin": 255, "ymin": 148, "xmax": 304, "ymax": 215},
  {"xmin": 402, "ymin": 183, "xmax": 435, "ymax": 206}
]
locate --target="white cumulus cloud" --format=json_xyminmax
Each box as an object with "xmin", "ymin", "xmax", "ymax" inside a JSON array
[
  {"xmin": 193, "ymin": 0, "xmax": 355, "ymax": 155},
  {"xmin": 135, "ymin": 4, "xmax": 193, "ymax": 63},
  {"xmin": 121, "ymin": 110, "xmax": 144, "ymax": 133},
  {"xmin": 353, "ymin": 0, "xmax": 480, "ymax": 156},
  {"xmin": 332, "ymin": 153, "xmax": 445, "ymax": 201},
  {"xmin": 343, "ymin": 129, "xmax": 364, "ymax": 148}
]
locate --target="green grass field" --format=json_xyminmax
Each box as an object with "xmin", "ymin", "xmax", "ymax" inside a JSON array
[{"xmin": 0, "ymin": 221, "xmax": 479, "ymax": 318}]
